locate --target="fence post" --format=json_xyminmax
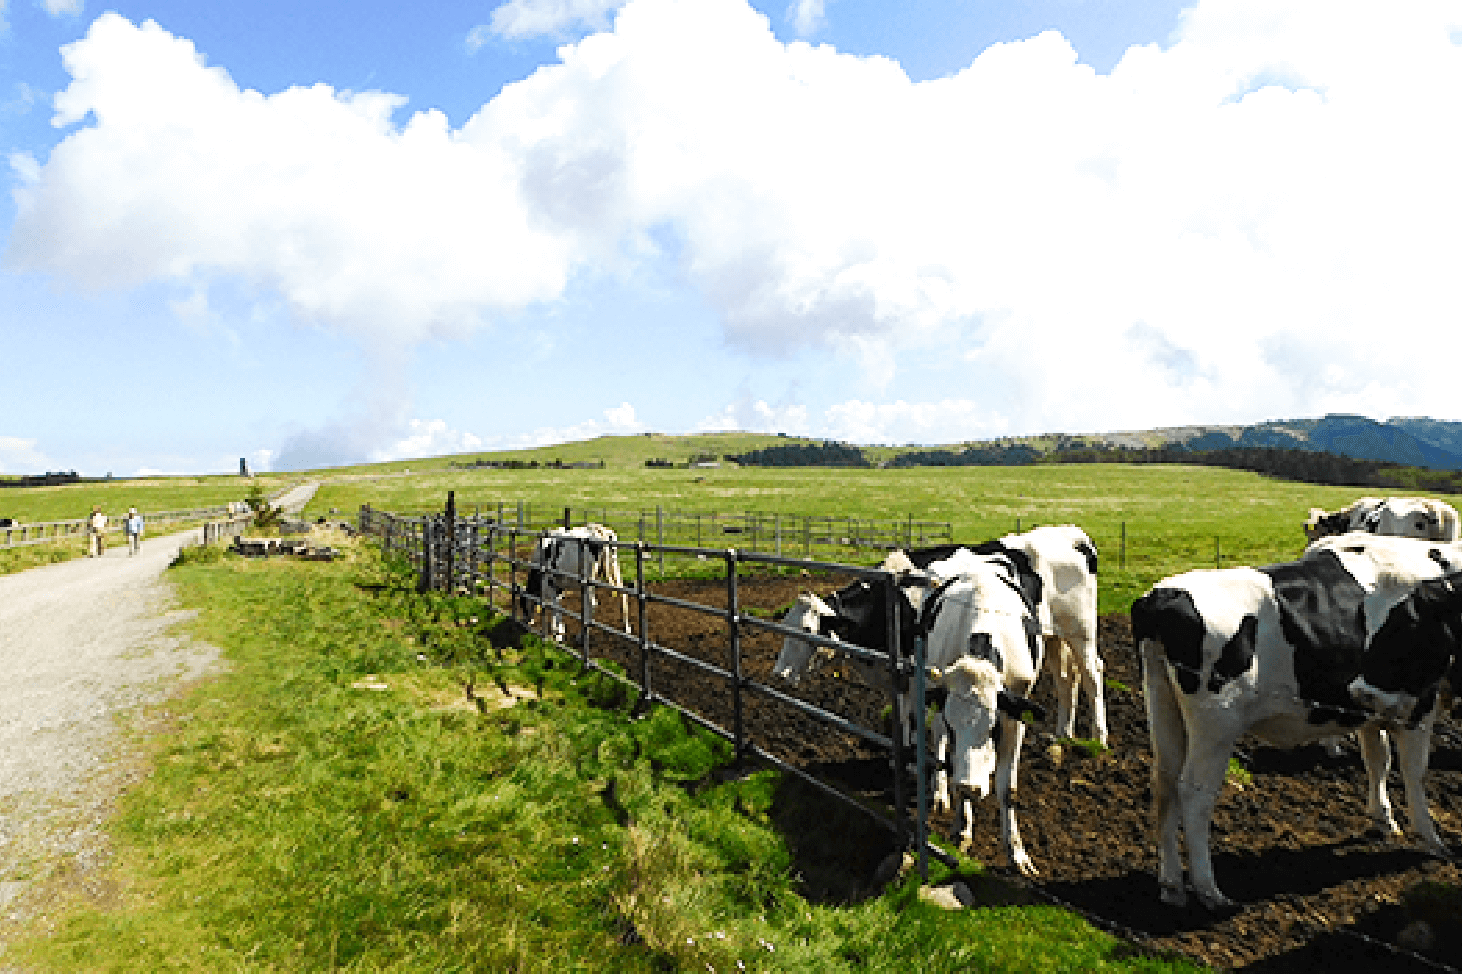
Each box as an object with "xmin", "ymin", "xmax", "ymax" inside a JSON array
[
  {"xmin": 636, "ymin": 543, "xmax": 651, "ymax": 702},
  {"xmin": 420, "ymin": 517, "xmax": 434, "ymax": 593},
  {"xmin": 884, "ymin": 568, "xmax": 910, "ymax": 864},
  {"xmin": 564, "ymin": 507, "xmax": 572, "ymax": 530},
  {"xmin": 915, "ymin": 630, "xmax": 929, "ymax": 882},
  {"xmin": 445, "ymin": 492, "xmax": 456, "ymax": 594},
  {"xmin": 579, "ymin": 540, "xmax": 592, "ymax": 667},
  {"xmin": 1215, "ymin": 537, "xmax": 1221, "ymax": 568},
  {"xmin": 726, "ymin": 548, "xmax": 744, "ymax": 765},
  {"xmin": 1121, "ymin": 521, "xmax": 1127, "ymax": 570},
  {"xmin": 657, "ymin": 505, "xmax": 664, "ymax": 576}
]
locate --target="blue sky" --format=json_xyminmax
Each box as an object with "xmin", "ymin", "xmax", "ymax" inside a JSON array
[{"xmin": 2, "ymin": 0, "xmax": 1460, "ymax": 474}]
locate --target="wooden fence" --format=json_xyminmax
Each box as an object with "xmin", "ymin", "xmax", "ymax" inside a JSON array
[{"xmin": 358, "ymin": 494, "xmax": 950, "ymax": 878}]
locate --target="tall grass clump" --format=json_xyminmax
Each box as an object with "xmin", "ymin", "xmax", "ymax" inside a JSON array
[{"xmin": 8, "ymin": 541, "xmax": 1201, "ymax": 972}]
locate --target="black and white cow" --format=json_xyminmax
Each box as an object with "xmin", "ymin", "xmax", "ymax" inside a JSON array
[
  {"xmin": 519, "ymin": 524, "xmax": 631, "ymax": 641},
  {"xmin": 1305, "ymin": 496, "xmax": 1460, "ymax": 543},
  {"xmin": 1132, "ymin": 532, "xmax": 1462, "ymax": 910},
  {"xmin": 922, "ymin": 554, "xmax": 1046, "ymax": 874},
  {"xmin": 772, "ymin": 526, "xmax": 1106, "ymax": 746}
]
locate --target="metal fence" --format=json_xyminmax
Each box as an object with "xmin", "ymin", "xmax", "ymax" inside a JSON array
[
  {"xmin": 362, "ymin": 499, "xmax": 951, "ymax": 576},
  {"xmin": 1, "ymin": 504, "xmax": 248, "ymax": 551},
  {"xmin": 358, "ymin": 495, "xmax": 949, "ymax": 877}
]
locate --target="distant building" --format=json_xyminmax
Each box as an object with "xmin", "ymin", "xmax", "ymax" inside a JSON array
[{"xmin": 240, "ymin": 458, "xmax": 251, "ymax": 477}]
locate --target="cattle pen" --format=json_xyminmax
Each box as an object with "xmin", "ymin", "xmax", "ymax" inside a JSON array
[
  {"xmin": 357, "ymin": 496, "xmax": 960, "ymax": 882},
  {"xmin": 350, "ymin": 493, "xmax": 1462, "ymax": 972}
]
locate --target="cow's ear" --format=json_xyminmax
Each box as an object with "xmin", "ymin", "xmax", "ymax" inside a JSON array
[{"xmin": 996, "ymin": 690, "xmax": 1045, "ymax": 723}]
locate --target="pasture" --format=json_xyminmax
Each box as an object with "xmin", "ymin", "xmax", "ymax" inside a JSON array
[
  {"xmin": 3, "ymin": 540, "xmax": 1201, "ymax": 973},
  {"xmin": 0, "ymin": 475, "xmax": 290, "ymax": 524},
  {"xmin": 303, "ymin": 461, "xmax": 1371, "ymax": 614}
]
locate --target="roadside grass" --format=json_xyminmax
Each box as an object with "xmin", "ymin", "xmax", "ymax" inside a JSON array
[
  {"xmin": 0, "ymin": 518, "xmax": 247, "ymax": 579},
  {"xmin": 306, "ymin": 463, "xmax": 1365, "ymax": 615},
  {"xmin": 9, "ymin": 542, "xmax": 1201, "ymax": 973}
]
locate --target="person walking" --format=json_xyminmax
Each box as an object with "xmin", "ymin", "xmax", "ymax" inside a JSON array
[
  {"xmin": 87, "ymin": 505, "xmax": 108, "ymax": 557},
  {"xmin": 124, "ymin": 507, "xmax": 144, "ymax": 556}
]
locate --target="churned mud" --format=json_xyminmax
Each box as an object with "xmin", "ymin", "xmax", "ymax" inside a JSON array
[{"xmin": 559, "ymin": 571, "xmax": 1462, "ymax": 971}]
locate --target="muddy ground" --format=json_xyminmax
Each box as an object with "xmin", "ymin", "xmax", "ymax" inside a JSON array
[{"xmin": 544, "ymin": 571, "xmax": 1462, "ymax": 971}]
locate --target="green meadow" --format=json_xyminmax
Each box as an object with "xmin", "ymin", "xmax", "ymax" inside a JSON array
[
  {"xmin": 300, "ymin": 454, "xmax": 1369, "ymax": 615},
  {"xmin": 7, "ymin": 539, "xmax": 1203, "ymax": 973}
]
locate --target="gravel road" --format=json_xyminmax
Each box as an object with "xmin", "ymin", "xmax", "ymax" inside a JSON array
[{"xmin": 0, "ymin": 483, "xmax": 317, "ymax": 957}]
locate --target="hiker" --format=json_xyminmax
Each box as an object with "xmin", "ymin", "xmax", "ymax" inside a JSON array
[
  {"xmin": 124, "ymin": 507, "xmax": 144, "ymax": 556},
  {"xmin": 87, "ymin": 506, "xmax": 108, "ymax": 557}
]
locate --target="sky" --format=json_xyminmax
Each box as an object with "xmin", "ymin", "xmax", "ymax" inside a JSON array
[{"xmin": 2, "ymin": 1, "xmax": 1461, "ymax": 475}]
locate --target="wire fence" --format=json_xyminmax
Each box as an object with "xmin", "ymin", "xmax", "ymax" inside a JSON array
[{"xmin": 357, "ymin": 494, "xmax": 953, "ymax": 878}]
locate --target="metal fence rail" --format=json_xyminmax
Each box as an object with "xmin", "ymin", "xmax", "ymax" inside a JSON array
[
  {"xmin": 2, "ymin": 504, "xmax": 244, "ymax": 550},
  {"xmin": 360, "ymin": 500, "xmax": 952, "ymax": 575},
  {"xmin": 358, "ymin": 496, "xmax": 949, "ymax": 876}
]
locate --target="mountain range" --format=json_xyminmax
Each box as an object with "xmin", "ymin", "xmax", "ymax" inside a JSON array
[{"xmin": 1093, "ymin": 414, "xmax": 1462, "ymax": 471}]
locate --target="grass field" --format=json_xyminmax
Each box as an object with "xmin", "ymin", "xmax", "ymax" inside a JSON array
[
  {"xmin": 301, "ymin": 459, "xmax": 1372, "ymax": 615},
  {"xmin": 0, "ymin": 475, "xmax": 293, "ymax": 524},
  {"xmin": 6, "ymin": 540, "xmax": 1202, "ymax": 972}
]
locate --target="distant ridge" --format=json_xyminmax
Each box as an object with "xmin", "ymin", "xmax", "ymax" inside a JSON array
[{"xmin": 1092, "ymin": 414, "xmax": 1462, "ymax": 471}]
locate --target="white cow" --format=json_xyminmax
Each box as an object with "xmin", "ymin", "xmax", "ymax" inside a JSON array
[
  {"xmin": 1133, "ymin": 532, "xmax": 1462, "ymax": 910},
  {"xmin": 772, "ymin": 527, "xmax": 1106, "ymax": 746},
  {"xmin": 1305, "ymin": 496, "xmax": 1460, "ymax": 543},
  {"xmin": 519, "ymin": 524, "xmax": 631, "ymax": 641},
  {"xmin": 923, "ymin": 556, "xmax": 1046, "ymax": 875}
]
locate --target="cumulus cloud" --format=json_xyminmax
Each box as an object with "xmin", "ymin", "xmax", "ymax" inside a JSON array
[
  {"xmin": 0, "ymin": 436, "xmax": 53, "ymax": 474},
  {"xmin": 515, "ymin": 401, "xmax": 647, "ymax": 447},
  {"xmin": 481, "ymin": 0, "xmax": 627, "ymax": 40},
  {"xmin": 370, "ymin": 419, "xmax": 485, "ymax": 463},
  {"xmin": 697, "ymin": 392, "xmax": 809, "ymax": 435},
  {"xmin": 10, "ymin": 0, "xmax": 1462, "ymax": 447},
  {"xmin": 787, "ymin": 0, "xmax": 828, "ymax": 36}
]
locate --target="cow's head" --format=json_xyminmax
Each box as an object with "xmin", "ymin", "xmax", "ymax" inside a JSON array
[
  {"xmin": 771, "ymin": 593, "xmax": 839, "ymax": 683},
  {"xmin": 1305, "ymin": 508, "xmax": 1355, "ymax": 543},
  {"xmin": 1350, "ymin": 572, "xmax": 1462, "ymax": 723},
  {"xmin": 931, "ymin": 657, "xmax": 1044, "ymax": 799}
]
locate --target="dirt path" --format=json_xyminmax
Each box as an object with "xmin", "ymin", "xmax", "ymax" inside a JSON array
[{"xmin": 0, "ymin": 482, "xmax": 318, "ymax": 962}]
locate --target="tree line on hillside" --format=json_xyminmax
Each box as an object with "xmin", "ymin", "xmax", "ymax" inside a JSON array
[
  {"xmin": 734, "ymin": 438, "xmax": 1462, "ymax": 493},
  {"xmin": 730, "ymin": 441, "xmax": 872, "ymax": 468}
]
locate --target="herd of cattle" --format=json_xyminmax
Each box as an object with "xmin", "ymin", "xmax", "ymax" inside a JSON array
[{"xmin": 519, "ymin": 496, "xmax": 1462, "ymax": 910}]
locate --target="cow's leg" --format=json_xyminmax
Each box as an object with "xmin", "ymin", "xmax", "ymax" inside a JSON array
[
  {"xmin": 1142, "ymin": 645, "xmax": 1189, "ymax": 906},
  {"xmin": 1066, "ymin": 630, "xmax": 1109, "ymax": 747},
  {"xmin": 994, "ymin": 714, "xmax": 1037, "ymax": 876},
  {"xmin": 1394, "ymin": 719, "xmax": 1448, "ymax": 855},
  {"xmin": 1047, "ymin": 636, "xmax": 1080, "ymax": 740},
  {"xmin": 932, "ymin": 714, "xmax": 952, "ymax": 815},
  {"xmin": 1180, "ymin": 730, "xmax": 1239, "ymax": 911},
  {"xmin": 1357, "ymin": 724, "xmax": 1403, "ymax": 839}
]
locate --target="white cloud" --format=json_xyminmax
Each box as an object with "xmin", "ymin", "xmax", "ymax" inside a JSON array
[
  {"xmin": 0, "ymin": 436, "xmax": 53, "ymax": 474},
  {"xmin": 697, "ymin": 395, "xmax": 809, "ymax": 436},
  {"xmin": 42, "ymin": 0, "xmax": 83, "ymax": 16},
  {"xmin": 370, "ymin": 418, "xmax": 485, "ymax": 463},
  {"xmin": 821, "ymin": 399, "xmax": 1009, "ymax": 446},
  {"xmin": 515, "ymin": 401, "xmax": 647, "ymax": 447},
  {"xmin": 11, "ymin": 0, "xmax": 1462, "ymax": 444},
  {"xmin": 787, "ymin": 0, "xmax": 827, "ymax": 36},
  {"xmin": 481, "ymin": 0, "xmax": 627, "ymax": 40}
]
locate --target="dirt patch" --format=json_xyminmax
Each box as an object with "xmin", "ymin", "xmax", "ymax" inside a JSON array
[{"xmin": 545, "ymin": 571, "xmax": 1462, "ymax": 971}]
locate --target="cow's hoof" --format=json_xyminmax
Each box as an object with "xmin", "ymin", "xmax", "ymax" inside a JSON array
[
  {"xmin": 1419, "ymin": 838, "xmax": 1452, "ymax": 859},
  {"xmin": 1159, "ymin": 883, "xmax": 1188, "ymax": 908},
  {"xmin": 1197, "ymin": 889, "xmax": 1237, "ymax": 912},
  {"xmin": 1012, "ymin": 856, "xmax": 1039, "ymax": 878}
]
